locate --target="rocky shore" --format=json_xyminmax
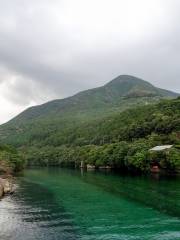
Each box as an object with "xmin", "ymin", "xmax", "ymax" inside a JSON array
[{"xmin": 0, "ymin": 176, "xmax": 13, "ymax": 198}]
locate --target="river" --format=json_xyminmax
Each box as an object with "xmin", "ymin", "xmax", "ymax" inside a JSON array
[{"xmin": 0, "ymin": 168, "xmax": 180, "ymax": 240}]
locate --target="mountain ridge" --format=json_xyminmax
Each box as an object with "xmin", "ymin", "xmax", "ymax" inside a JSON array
[
  {"xmin": 4, "ymin": 75, "xmax": 179, "ymax": 125},
  {"xmin": 0, "ymin": 74, "xmax": 179, "ymax": 147}
]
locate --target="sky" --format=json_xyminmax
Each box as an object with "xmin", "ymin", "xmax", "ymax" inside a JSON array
[{"xmin": 0, "ymin": 0, "xmax": 180, "ymax": 124}]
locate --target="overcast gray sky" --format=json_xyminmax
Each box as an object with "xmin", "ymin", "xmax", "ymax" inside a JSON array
[{"xmin": 0, "ymin": 0, "xmax": 180, "ymax": 124}]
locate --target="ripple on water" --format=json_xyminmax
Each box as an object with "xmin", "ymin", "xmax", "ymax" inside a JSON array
[
  {"xmin": 0, "ymin": 169, "xmax": 180, "ymax": 240},
  {"xmin": 0, "ymin": 182, "xmax": 79, "ymax": 240}
]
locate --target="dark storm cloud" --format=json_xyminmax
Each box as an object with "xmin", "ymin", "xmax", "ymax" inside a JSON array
[{"xmin": 0, "ymin": 0, "xmax": 180, "ymax": 123}]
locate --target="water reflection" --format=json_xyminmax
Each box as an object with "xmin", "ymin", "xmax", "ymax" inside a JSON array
[{"xmin": 80, "ymin": 170, "xmax": 180, "ymax": 217}]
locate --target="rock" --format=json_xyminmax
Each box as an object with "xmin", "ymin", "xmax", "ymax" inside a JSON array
[
  {"xmin": 0, "ymin": 183, "xmax": 4, "ymax": 198},
  {"xmin": 0, "ymin": 177, "xmax": 13, "ymax": 198},
  {"xmin": 99, "ymin": 166, "xmax": 112, "ymax": 169},
  {"xmin": 87, "ymin": 164, "xmax": 96, "ymax": 170},
  {"xmin": 3, "ymin": 179, "xmax": 12, "ymax": 194}
]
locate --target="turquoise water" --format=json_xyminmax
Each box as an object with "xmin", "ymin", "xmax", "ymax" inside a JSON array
[{"xmin": 0, "ymin": 168, "xmax": 180, "ymax": 240}]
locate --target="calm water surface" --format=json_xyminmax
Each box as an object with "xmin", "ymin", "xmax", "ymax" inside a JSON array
[{"xmin": 0, "ymin": 168, "xmax": 180, "ymax": 240}]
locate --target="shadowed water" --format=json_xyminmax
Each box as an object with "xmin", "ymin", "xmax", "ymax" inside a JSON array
[{"xmin": 0, "ymin": 168, "xmax": 180, "ymax": 240}]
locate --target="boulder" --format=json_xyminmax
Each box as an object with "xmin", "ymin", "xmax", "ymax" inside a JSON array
[
  {"xmin": 3, "ymin": 179, "xmax": 12, "ymax": 194},
  {"xmin": 0, "ymin": 183, "xmax": 4, "ymax": 198},
  {"xmin": 87, "ymin": 164, "xmax": 96, "ymax": 170},
  {"xmin": 0, "ymin": 177, "xmax": 13, "ymax": 198}
]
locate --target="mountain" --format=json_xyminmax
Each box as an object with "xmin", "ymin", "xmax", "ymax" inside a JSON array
[
  {"xmin": 5, "ymin": 75, "xmax": 179, "ymax": 124},
  {"xmin": 0, "ymin": 75, "xmax": 179, "ymax": 147}
]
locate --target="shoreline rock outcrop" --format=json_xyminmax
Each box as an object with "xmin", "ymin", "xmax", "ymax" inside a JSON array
[{"xmin": 0, "ymin": 177, "xmax": 13, "ymax": 198}]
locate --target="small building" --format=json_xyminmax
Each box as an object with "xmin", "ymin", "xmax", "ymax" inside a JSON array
[{"xmin": 150, "ymin": 145, "xmax": 173, "ymax": 152}]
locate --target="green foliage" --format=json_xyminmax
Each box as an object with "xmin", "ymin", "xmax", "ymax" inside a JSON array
[
  {"xmin": 0, "ymin": 144, "xmax": 25, "ymax": 173},
  {"xmin": 21, "ymin": 98, "xmax": 180, "ymax": 173},
  {"xmin": 125, "ymin": 141, "xmax": 151, "ymax": 172},
  {"xmin": 163, "ymin": 148, "xmax": 180, "ymax": 170},
  {"xmin": 0, "ymin": 76, "xmax": 179, "ymax": 173},
  {"xmin": 0, "ymin": 75, "xmax": 178, "ymax": 147}
]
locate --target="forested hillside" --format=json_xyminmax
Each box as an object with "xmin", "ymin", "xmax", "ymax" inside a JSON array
[
  {"xmin": 0, "ymin": 75, "xmax": 178, "ymax": 147},
  {"xmin": 0, "ymin": 75, "xmax": 179, "ymax": 173},
  {"xmin": 11, "ymin": 98, "xmax": 180, "ymax": 173}
]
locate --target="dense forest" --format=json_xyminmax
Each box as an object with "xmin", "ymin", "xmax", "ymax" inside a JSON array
[
  {"xmin": 0, "ymin": 144, "xmax": 24, "ymax": 174},
  {"xmin": 0, "ymin": 76, "xmax": 179, "ymax": 173},
  {"xmin": 21, "ymin": 98, "xmax": 180, "ymax": 172}
]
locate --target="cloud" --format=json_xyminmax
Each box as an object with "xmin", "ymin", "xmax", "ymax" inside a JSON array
[{"xmin": 0, "ymin": 0, "xmax": 180, "ymax": 123}]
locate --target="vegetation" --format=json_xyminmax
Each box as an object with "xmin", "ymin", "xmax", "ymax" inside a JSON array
[
  {"xmin": 0, "ymin": 76, "xmax": 179, "ymax": 173},
  {"xmin": 0, "ymin": 75, "xmax": 178, "ymax": 146},
  {"xmin": 20, "ymin": 98, "xmax": 180, "ymax": 173},
  {"xmin": 0, "ymin": 144, "xmax": 25, "ymax": 174}
]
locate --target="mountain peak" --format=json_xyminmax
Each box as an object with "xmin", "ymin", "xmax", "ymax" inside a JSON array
[
  {"xmin": 104, "ymin": 75, "xmax": 158, "ymax": 98},
  {"xmin": 104, "ymin": 75, "xmax": 179, "ymax": 98},
  {"xmin": 106, "ymin": 75, "xmax": 152, "ymax": 86},
  {"xmin": 2, "ymin": 75, "xmax": 179, "ymax": 126}
]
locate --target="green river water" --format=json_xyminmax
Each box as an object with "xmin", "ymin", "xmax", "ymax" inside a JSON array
[{"xmin": 0, "ymin": 168, "xmax": 180, "ymax": 240}]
